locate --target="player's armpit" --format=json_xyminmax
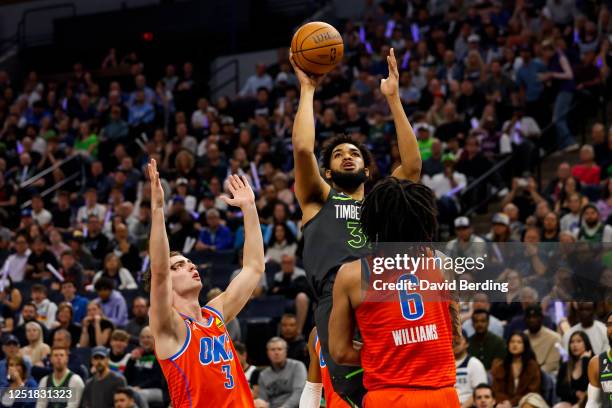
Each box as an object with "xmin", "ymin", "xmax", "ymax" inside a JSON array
[{"xmin": 329, "ymin": 263, "xmax": 361, "ymax": 366}]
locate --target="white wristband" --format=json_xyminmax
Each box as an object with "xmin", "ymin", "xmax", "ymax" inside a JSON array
[{"xmin": 299, "ymin": 381, "xmax": 323, "ymax": 408}]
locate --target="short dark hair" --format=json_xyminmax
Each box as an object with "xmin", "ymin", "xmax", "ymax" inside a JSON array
[
  {"xmin": 23, "ymin": 302, "xmax": 37, "ymax": 311},
  {"xmin": 321, "ymin": 134, "xmax": 372, "ymax": 170},
  {"xmin": 143, "ymin": 251, "xmax": 182, "ymax": 293},
  {"xmin": 234, "ymin": 341, "xmax": 247, "ymax": 354},
  {"xmin": 472, "ymin": 308, "xmax": 490, "ymax": 319},
  {"xmin": 281, "ymin": 313, "xmax": 297, "ymax": 322},
  {"xmin": 473, "ymin": 383, "xmax": 495, "ymax": 398},
  {"xmin": 31, "ymin": 284, "xmax": 47, "ymax": 294},
  {"xmin": 114, "ymin": 387, "xmax": 135, "ymax": 400},
  {"xmin": 94, "ymin": 277, "xmax": 115, "ymax": 291}
]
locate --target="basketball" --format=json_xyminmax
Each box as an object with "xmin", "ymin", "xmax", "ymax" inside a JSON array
[{"xmin": 291, "ymin": 21, "xmax": 344, "ymax": 75}]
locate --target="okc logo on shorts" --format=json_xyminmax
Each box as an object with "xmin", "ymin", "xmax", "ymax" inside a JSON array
[{"xmin": 199, "ymin": 334, "xmax": 234, "ymax": 365}]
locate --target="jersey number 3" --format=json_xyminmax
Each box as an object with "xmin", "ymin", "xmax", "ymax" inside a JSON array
[
  {"xmin": 398, "ymin": 274, "xmax": 424, "ymax": 320},
  {"xmin": 221, "ymin": 364, "xmax": 234, "ymax": 389}
]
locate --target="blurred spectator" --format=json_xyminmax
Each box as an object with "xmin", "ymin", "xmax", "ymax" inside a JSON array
[
  {"xmin": 472, "ymin": 384, "xmax": 496, "ymax": 408},
  {"xmin": 467, "ymin": 309, "xmax": 507, "ymax": 371},
  {"xmin": 196, "ymin": 208, "xmax": 233, "ymax": 251},
  {"xmin": 84, "ymin": 215, "xmax": 110, "ymax": 262},
  {"xmin": 108, "ymin": 329, "xmax": 131, "ymax": 374},
  {"xmin": 76, "ymin": 189, "xmax": 106, "ymax": 226},
  {"xmin": 49, "ymin": 303, "xmax": 80, "ymax": 348},
  {"xmin": 575, "ymin": 204, "xmax": 612, "ymax": 242},
  {"xmin": 555, "ymin": 331, "xmax": 592, "ymax": 407},
  {"xmin": 30, "ymin": 285, "xmax": 57, "ymax": 330},
  {"xmin": 560, "ymin": 193, "xmax": 583, "ymax": 232},
  {"xmin": 271, "ymin": 255, "xmax": 310, "ymax": 335},
  {"xmin": 279, "ymin": 314, "xmax": 308, "ymax": 368},
  {"xmin": 240, "ymin": 64, "xmax": 273, "ymax": 98},
  {"xmin": 30, "ymin": 195, "xmax": 51, "ymax": 227},
  {"xmin": 79, "ymin": 301, "xmax": 113, "ymax": 348},
  {"xmin": 124, "ymin": 327, "xmax": 165, "ymax": 405},
  {"xmin": 112, "ymin": 388, "xmax": 138, "ymax": 408},
  {"xmin": 571, "ymin": 145, "xmax": 601, "ymax": 186},
  {"xmin": 265, "ymin": 223, "xmax": 297, "ymax": 264},
  {"xmin": 446, "ymin": 217, "xmax": 486, "ymax": 260},
  {"xmin": 25, "ymin": 239, "xmax": 58, "ymax": 283},
  {"xmin": 14, "ymin": 303, "xmax": 48, "ymax": 347},
  {"xmin": 20, "ymin": 322, "xmax": 50, "ymax": 367},
  {"xmin": 454, "ymin": 329, "xmax": 488, "ymax": 408},
  {"xmin": 491, "ymin": 333, "xmax": 541, "ymax": 408},
  {"xmin": 60, "ymin": 280, "xmax": 87, "ymax": 324},
  {"xmin": 562, "ymin": 302, "xmax": 608, "ymax": 355},
  {"xmin": 235, "ymin": 341, "xmax": 260, "ymax": 397},
  {"xmin": 523, "ymin": 305, "xmax": 561, "ymax": 375},
  {"xmin": 257, "ymin": 337, "xmax": 306, "ymax": 408},
  {"xmin": 0, "ymin": 335, "xmax": 32, "ymax": 387},
  {"xmin": 93, "ymin": 278, "xmax": 128, "ymax": 328},
  {"xmin": 36, "ymin": 347, "xmax": 85, "ymax": 408},
  {"xmin": 50, "ymin": 330, "xmax": 88, "ymax": 380},
  {"xmin": 81, "ymin": 347, "xmax": 128, "ymax": 408},
  {"xmin": 92, "ymin": 253, "xmax": 137, "ymax": 291},
  {"xmin": 125, "ymin": 297, "xmax": 149, "ymax": 346},
  {"xmin": 0, "ymin": 356, "xmax": 37, "ymax": 407},
  {"xmin": 463, "ymin": 293, "xmax": 504, "ymax": 339},
  {"xmin": 0, "ymin": 234, "xmax": 31, "ymax": 282}
]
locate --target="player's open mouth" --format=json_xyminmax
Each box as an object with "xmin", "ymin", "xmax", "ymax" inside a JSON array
[
  {"xmin": 342, "ymin": 163, "xmax": 355, "ymax": 170},
  {"xmin": 192, "ymin": 273, "xmax": 200, "ymax": 280}
]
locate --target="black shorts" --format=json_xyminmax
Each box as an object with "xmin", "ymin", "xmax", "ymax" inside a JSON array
[{"xmin": 315, "ymin": 281, "xmax": 366, "ymax": 407}]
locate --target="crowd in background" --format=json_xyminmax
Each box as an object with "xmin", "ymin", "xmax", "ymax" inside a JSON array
[{"xmin": 0, "ymin": 0, "xmax": 610, "ymax": 407}]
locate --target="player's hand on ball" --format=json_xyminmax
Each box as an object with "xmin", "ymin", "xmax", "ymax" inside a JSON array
[
  {"xmin": 221, "ymin": 175, "xmax": 255, "ymax": 209},
  {"xmin": 147, "ymin": 159, "xmax": 165, "ymax": 210},
  {"xmin": 381, "ymin": 48, "xmax": 399, "ymax": 98},
  {"xmin": 289, "ymin": 50, "xmax": 324, "ymax": 90}
]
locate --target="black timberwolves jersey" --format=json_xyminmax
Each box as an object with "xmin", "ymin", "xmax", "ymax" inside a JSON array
[
  {"xmin": 599, "ymin": 350, "xmax": 612, "ymax": 406},
  {"xmin": 302, "ymin": 188, "xmax": 370, "ymax": 297}
]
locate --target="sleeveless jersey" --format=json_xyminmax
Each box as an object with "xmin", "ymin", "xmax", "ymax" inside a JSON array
[
  {"xmin": 315, "ymin": 334, "xmax": 350, "ymax": 408},
  {"xmin": 598, "ymin": 350, "xmax": 612, "ymax": 406},
  {"xmin": 355, "ymin": 256, "xmax": 456, "ymax": 391},
  {"xmin": 302, "ymin": 188, "xmax": 369, "ymax": 297},
  {"xmin": 157, "ymin": 306, "xmax": 254, "ymax": 408},
  {"xmin": 47, "ymin": 371, "xmax": 73, "ymax": 408}
]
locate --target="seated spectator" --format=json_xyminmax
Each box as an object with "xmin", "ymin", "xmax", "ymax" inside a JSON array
[
  {"xmin": 20, "ymin": 321, "xmax": 50, "ymax": 367},
  {"xmin": 462, "ymin": 293, "xmax": 505, "ymax": 338},
  {"xmin": 49, "ymin": 302, "xmax": 81, "ymax": 348},
  {"xmin": 454, "ymin": 330, "xmax": 488, "ymax": 407},
  {"xmin": 14, "ymin": 303, "xmax": 48, "ymax": 347},
  {"xmin": 113, "ymin": 388, "xmax": 139, "ymax": 408},
  {"xmin": 30, "ymin": 284, "xmax": 57, "ymax": 329},
  {"xmin": 543, "ymin": 162, "xmax": 571, "ymax": 204},
  {"xmin": 491, "ymin": 332, "xmax": 541, "ymax": 408},
  {"xmin": 60, "ymin": 248, "xmax": 90, "ymax": 290},
  {"xmin": 279, "ymin": 314, "xmax": 308, "ymax": 367},
  {"xmin": 92, "ymin": 253, "xmax": 137, "ymax": 291},
  {"xmin": 76, "ymin": 189, "xmax": 106, "ymax": 227},
  {"xmin": 504, "ymin": 288, "xmax": 555, "ymax": 338},
  {"xmin": 472, "ymin": 383, "xmax": 497, "ymax": 408},
  {"xmin": 84, "ymin": 215, "xmax": 110, "ymax": 262},
  {"xmin": 421, "ymin": 139, "xmax": 443, "ymax": 177},
  {"xmin": 235, "ymin": 341, "xmax": 260, "ymax": 397},
  {"xmin": 257, "ymin": 337, "xmax": 306, "ymax": 408},
  {"xmin": 0, "ymin": 234, "xmax": 31, "ymax": 282},
  {"xmin": 0, "ymin": 356, "xmax": 37, "ymax": 407},
  {"xmin": 60, "ymin": 280, "xmax": 88, "ymax": 324},
  {"xmin": 0, "ymin": 276, "xmax": 22, "ymax": 319},
  {"xmin": 74, "ymin": 121, "xmax": 99, "ymax": 159},
  {"xmin": 108, "ymin": 329, "xmax": 131, "ymax": 374},
  {"xmin": 562, "ymin": 302, "xmax": 608, "ymax": 355},
  {"xmin": 571, "ymin": 145, "xmax": 600, "ymax": 186},
  {"xmin": 124, "ymin": 327, "xmax": 166, "ymax": 405},
  {"xmin": 554, "ymin": 177, "xmax": 588, "ymax": 215},
  {"xmin": 597, "ymin": 179, "xmax": 612, "ymax": 223},
  {"xmin": 81, "ymin": 347, "xmax": 127, "ymax": 408},
  {"xmin": 523, "ymin": 305, "xmax": 561, "ymax": 375},
  {"xmin": 36, "ymin": 347, "xmax": 85, "ymax": 407},
  {"xmin": 560, "ymin": 193, "xmax": 583, "ymax": 232},
  {"xmin": 575, "ymin": 204, "xmax": 612, "ymax": 242},
  {"xmin": 265, "ymin": 223, "xmax": 297, "ymax": 264},
  {"xmin": 103, "ymin": 105, "xmax": 129, "ymax": 142},
  {"xmin": 128, "ymin": 90, "xmax": 155, "ymax": 128},
  {"xmin": 484, "ymin": 213, "xmax": 514, "ymax": 243},
  {"xmin": 195, "ymin": 208, "xmax": 233, "ymax": 251},
  {"xmin": 48, "ymin": 228, "xmax": 70, "ymax": 260},
  {"xmin": 555, "ymin": 331, "xmax": 592, "ymax": 407},
  {"xmin": 79, "ymin": 301, "xmax": 114, "ymax": 348},
  {"xmin": 446, "ymin": 217, "xmax": 486, "ymax": 260},
  {"xmin": 51, "ymin": 329, "xmax": 88, "ymax": 381},
  {"xmin": 125, "ymin": 297, "xmax": 149, "ymax": 346},
  {"xmin": 0, "ymin": 335, "xmax": 32, "ymax": 388},
  {"xmin": 517, "ymin": 393, "xmax": 550, "ymax": 408},
  {"xmin": 239, "ymin": 63, "xmax": 273, "ymax": 98},
  {"xmin": 271, "ymin": 254, "xmax": 310, "ymax": 335},
  {"xmin": 467, "ymin": 309, "xmax": 507, "ymax": 370},
  {"xmin": 94, "ymin": 277, "xmax": 128, "ymax": 328}
]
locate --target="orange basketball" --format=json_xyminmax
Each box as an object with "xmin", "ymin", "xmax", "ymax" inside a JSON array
[{"xmin": 291, "ymin": 21, "xmax": 344, "ymax": 75}]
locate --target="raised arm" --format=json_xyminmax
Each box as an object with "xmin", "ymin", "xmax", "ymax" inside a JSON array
[
  {"xmin": 383, "ymin": 48, "xmax": 421, "ymax": 182},
  {"xmin": 289, "ymin": 54, "xmax": 330, "ymax": 218},
  {"xmin": 329, "ymin": 260, "xmax": 361, "ymax": 366},
  {"xmin": 300, "ymin": 327, "xmax": 324, "ymax": 408},
  {"xmin": 146, "ymin": 159, "xmax": 183, "ymax": 358},
  {"xmin": 209, "ymin": 175, "xmax": 264, "ymax": 322}
]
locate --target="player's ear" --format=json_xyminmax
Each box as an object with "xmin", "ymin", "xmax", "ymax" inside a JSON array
[
  {"xmin": 365, "ymin": 167, "xmax": 370, "ymax": 178},
  {"xmin": 325, "ymin": 169, "xmax": 332, "ymax": 180}
]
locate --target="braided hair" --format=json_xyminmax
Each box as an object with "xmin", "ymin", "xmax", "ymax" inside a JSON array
[{"xmin": 360, "ymin": 177, "xmax": 438, "ymax": 242}]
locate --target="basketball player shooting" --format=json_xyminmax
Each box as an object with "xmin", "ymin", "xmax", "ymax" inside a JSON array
[
  {"xmin": 290, "ymin": 47, "xmax": 422, "ymax": 406},
  {"xmin": 329, "ymin": 178, "xmax": 461, "ymax": 407},
  {"xmin": 585, "ymin": 311, "xmax": 612, "ymax": 407},
  {"xmin": 145, "ymin": 159, "xmax": 264, "ymax": 408}
]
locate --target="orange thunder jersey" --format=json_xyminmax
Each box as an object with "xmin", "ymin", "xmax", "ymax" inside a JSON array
[
  {"xmin": 157, "ymin": 306, "xmax": 254, "ymax": 408},
  {"xmin": 315, "ymin": 334, "xmax": 350, "ymax": 408},
  {"xmin": 356, "ymin": 256, "xmax": 456, "ymax": 391}
]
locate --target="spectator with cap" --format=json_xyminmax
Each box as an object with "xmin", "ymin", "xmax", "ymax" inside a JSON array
[
  {"xmin": 0, "ymin": 335, "xmax": 32, "ymax": 387},
  {"xmin": 0, "ymin": 233, "xmax": 31, "ymax": 282},
  {"xmin": 523, "ymin": 304, "xmax": 562, "ymax": 375},
  {"xmin": 485, "ymin": 213, "xmax": 514, "ymax": 243},
  {"xmin": 446, "ymin": 217, "xmax": 486, "ymax": 260},
  {"xmin": 93, "ymin": 277, "xmax": 128, "ymax": 328},
  {"xmin": 455, "ymin": 329, "xmax": 488, "ymax": 408},
  {"xmin": 81, "ymin": 346, "xmax": 128, "ymax": 408}
]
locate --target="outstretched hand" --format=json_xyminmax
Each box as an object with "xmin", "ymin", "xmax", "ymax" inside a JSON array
[
  {"xmin": 289, "ymin": 49, "xmax": 325, "ymax": 90},
  {"xmin": 381, "ymin": 48, "xmax": 399, "ymax": 98},
  {"xmin": 147, "ymin": 159, "xmax": 165, "ymax": 210},
  {"xmin": 221, "ymin": 175, "xmax": 255, "ymax": 209}
]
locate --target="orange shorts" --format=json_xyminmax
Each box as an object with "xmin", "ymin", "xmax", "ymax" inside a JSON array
[{"xmin": 363, "ymin": 387, "xmax": 460, "ymax": 408}]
